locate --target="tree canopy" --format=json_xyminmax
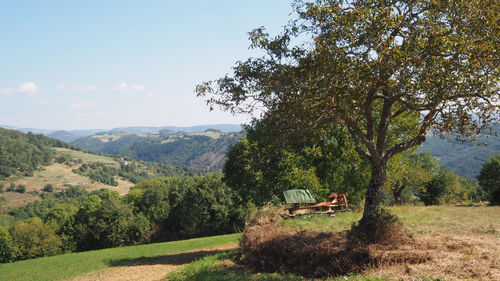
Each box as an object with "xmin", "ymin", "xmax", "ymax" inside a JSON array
[{"xmin": 197, "ymin": 0, "xmax": 499, "ymax": 223}]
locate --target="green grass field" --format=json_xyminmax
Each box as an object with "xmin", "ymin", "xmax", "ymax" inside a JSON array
[
  {"xmin": 0, "ymin": 233, "xmax": 240, "ymax": 281},
  {"xmin": 281, "ymin": 205, "xmax": 500, "ymax": 237},
  {"xmin": 53, "ymin": 147, "xmax": 118, "ymax": 166}
]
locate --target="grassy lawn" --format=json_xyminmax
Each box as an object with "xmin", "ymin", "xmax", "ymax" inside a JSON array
[
  {"xmin": 281, "ymin": 205, "xmax": 500, "ymax": 237},
  {"xmin": 0, "ymin": 233, "xmax": 240, "ymax": 281}
]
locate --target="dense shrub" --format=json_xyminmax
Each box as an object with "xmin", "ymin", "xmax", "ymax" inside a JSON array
[
  {"xmin": 73, "ymin": 191, "xmax": 150, "ymax": 251},
  {"xmin": 42, "ymin": 183, "xmax": 54, "ymax": 193},
  {"xmin": 9, "ymin": 217, "xmax": 62, "ymax": 260},
  {"xmin": 0, "ymin": 226, "xmax": 16, "ymax": 262},
  {"xmin": 171, "ymin": 174, "xmax": 246, "ymax": 237},
  {"xmin": 477, "ymin": 155, "xmax": 500, "ymax": 205}
]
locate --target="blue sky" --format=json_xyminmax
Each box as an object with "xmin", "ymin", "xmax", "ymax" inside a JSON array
[{"xmin": 0, "ymin": 0, "xmax": 292, "ymax": 130}]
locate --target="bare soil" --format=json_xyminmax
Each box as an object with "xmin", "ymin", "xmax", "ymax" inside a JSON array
[{"xmin": 69, "ymin": 243, "xmax": 238, "ymax": 281}]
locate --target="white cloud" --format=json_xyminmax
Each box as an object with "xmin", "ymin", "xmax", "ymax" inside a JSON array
[
  {"xmin": 70, "ymin": 98, "xmax": 95, "ymax": 109},
  {"xmin": 87, "ymin": 85, "xmax": 99, "ymax": 91},
  {"xmin": 37, "ymin": 99, "xmax": 50, "ymax": 105},
  {"xmin": 0, "ymin": 81, "xmax": 39, "ymax": 95},
  {"xmin": 56, "ymin": 84, "xmax": 69, "ymax": 92},
  {"xmin": 16, "ymin": 82, "xmax": 39, "ymax": 94},
  {"xmin": 144, "ymin": 93, "xmax": 170, "ymax": 103},
  {"xmin": 56, "ymin": 84, "xmax": 99, "ymax": 92},
  {"xmin": 130, "ymin": 85, "xmax": 145, "ymax": 91},
  {"xmin": 115, "ymin": 82, "xmax": 128, "ymax": 91},
  {"xmin": 0, "ymin": 88, "xmax": 13, "ymax": 95},
  {"xmin": 115, "ymin": 82, "xmax": 145, "ymax": 91}
]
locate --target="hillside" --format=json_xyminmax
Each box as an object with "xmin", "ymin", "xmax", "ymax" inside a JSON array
[
  {"xmin": 419, "ymin": 128, "xmax": 500, "ymax": 179},
  {"xmin": 0, "ymin": 128, "xmax": 204, "ymax": 210},
  {"xmin": 0, "ymin": 127, "xmax": 72, "ymax": 179},
  {"xmin": 71, "ymin": 129, "xmax": 243, "ymax": 170}
]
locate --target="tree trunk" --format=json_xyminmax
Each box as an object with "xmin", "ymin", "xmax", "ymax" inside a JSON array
[
  {"xmin": 362, "ymin": 159, "xmax": 387, "ymax": 220},
  {"xmin": 392, "ymin": 186, "xmax": 403, "ymax": 206}
]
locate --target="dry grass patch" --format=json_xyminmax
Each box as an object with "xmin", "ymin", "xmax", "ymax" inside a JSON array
[
  {"xmin": 239, "ymin": 207, "xmax": 430, "ymax": 278},
  {"xmin": 238, "ymin": 206, "xmax": 499, "ymax": 280},
  {"xmin": 369, "ymin": 234, "xmax": 500, "ymax": 280}
]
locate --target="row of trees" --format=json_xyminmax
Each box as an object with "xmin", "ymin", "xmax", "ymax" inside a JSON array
[{"xmin": 0, "ymin": 174, "xmax": 245, "ymax": 263}]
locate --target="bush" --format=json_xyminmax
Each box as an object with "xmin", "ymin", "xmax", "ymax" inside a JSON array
[
  {"xmin": 420, "ymin": 171, "xmax": 453, "ymax": 205},
  {"xmin": 171, "ymin": 174, "xmax": 246, "ymax": 237},
  {"xmin": 42, "ymin": 183, "xmax": 54, "ymax": 193},
  {"xmin": 73, "ymin": 191, "xmax": 151, "ymax": 251},
  {"xmin": 9, "ymin": 217, "xmax": 62, "ymax": 260},
  {"xmin": 15, "ymin": 184, "xmax": 26, "ymax": 194}
]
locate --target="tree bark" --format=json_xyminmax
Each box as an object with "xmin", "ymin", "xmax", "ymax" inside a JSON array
[
  {"xmin": 392, "ymin": 185, "xmax": 403, "ymax": 206},
  {"xmin": 362, "ymin": 158, "xmax": 387, "ymax": 219}
]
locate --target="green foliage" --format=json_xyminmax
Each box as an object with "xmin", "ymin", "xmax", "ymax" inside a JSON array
[
  {"xmin": 10, "ymin": 186, "xmax": 89, "ymax": 221},
  {"xmin": 73, "ymin": 191, "xmax": 150, "ymax": 251},
  {"xmin": 54, "ymin": 153, "xmax": 73, "ymax": 165},
  {"xmin": 73, "ymin": 163, "xmax": 118, "ymax": 186},
  {"xmin": 127, "ymin": 174, "xmax": 245, "ymax": 240},
  {"xmin": 14, "ymin": 184, "xmax": 26, "ymax": 194},
  {"xmin": 127, "ymin": 177, "xmax": 191, "ymax": 225},
  {"xmin": 44, "ymin": 204, "xmax": 77, "ymax": 252},
  {"xmin": 42, "ymin": 183, "xmax": 54, "ymax": 193},
  {"xmin": 0, "ymin": 225, "xmax": 16, "ymax": 263},
  {"xmin": 171, "ymin": 174, "xmax": 246, "ymax": 237},
  {"xmin": 224, "ymin": 122, "xmax": 369, "ymax": 208},
  {"xmin": 420, "ymin": 171, "xmax": 454, "ymax": 206},
  {"xmin": 477, "ymin": 155, "xmax": 500, "ymax": 205},
  {"xmin": 9, "ymin": 217, "xmax": 62, "ymax": 260},
  {"xmin": 0, "ymin": 128, "xmax": 71, "ymax": 179}
]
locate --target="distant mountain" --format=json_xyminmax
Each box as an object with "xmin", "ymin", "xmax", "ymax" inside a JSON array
[
  {"xmin": 71, "ymin": 130, "xmax": 243, "ymax": 170},
  {"xmin": 0, "ymin": 124, "xmax": 242, "ymax": 138},
  {"xmin": 107, "ymin": 124, "xmax": 243, "ymax": 134},
  {"xmin": 47, "ymin": 130, "xmax": 80, "ymax": 143},
  {"xmin": 420, "ymin": 127, "xmax": 500, "ymax": 180},
  {"xmin": 0, "ymin": 125, "xmax": 104, "ymax": 138}
]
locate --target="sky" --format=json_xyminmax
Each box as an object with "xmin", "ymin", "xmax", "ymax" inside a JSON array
[{"xmin": 0, "ymin": 0, "xmax": 293, "ymax": 130}]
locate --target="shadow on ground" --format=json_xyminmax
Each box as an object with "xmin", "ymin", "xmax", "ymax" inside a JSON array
[{"xmin": 106, "ymin": 249, "xmax": 226, "ymax": 267}]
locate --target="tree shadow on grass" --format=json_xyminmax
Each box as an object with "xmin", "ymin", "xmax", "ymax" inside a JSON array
[{"xmin": 106, "ymin": 249, "xmax": 227, "ymax": 267}]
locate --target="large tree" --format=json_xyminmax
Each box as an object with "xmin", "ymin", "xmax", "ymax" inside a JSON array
[{"xmin": 197, "ymin": 0, "xmax": 499, "ymax": 224}]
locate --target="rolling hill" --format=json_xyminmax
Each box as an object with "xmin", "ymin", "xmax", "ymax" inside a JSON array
[
  {"xmin": 70, "ymin": 129, "xmax": 243, "ymax": 170},
  {"xmin": 419, "ymin": 127, "xmax": 500, "ymax": 180},
  {"xmin": 0, "ymin": 128, "xmax": 204, "ymax": 211}
]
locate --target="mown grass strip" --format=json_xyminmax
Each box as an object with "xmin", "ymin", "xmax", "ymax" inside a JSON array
[
  {"xmin": 0, "ymin": 233, "xmax": 240, "ymax": 281},
  {"xmin": 167, "ymin": 250, "xmax": 389, "ymax": 281}
]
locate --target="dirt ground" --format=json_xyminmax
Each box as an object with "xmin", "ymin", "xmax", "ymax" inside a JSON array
[{"xmin": 69, "ymin": 243, "xmax": 238, "ymax": 281}]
